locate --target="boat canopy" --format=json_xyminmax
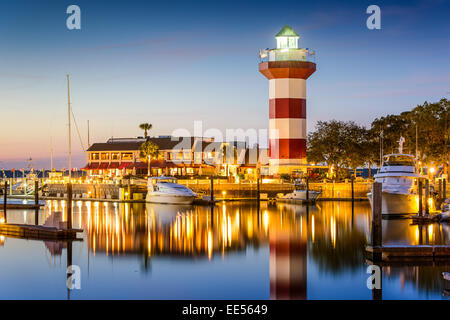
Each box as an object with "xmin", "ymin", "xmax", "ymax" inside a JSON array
[
  {"xmin": 148, "ymin": 176, "xmax": 178, "ymax": 184},
  {"xmin": 382, "ymin": 154, "xmax": 415, "ymax": 167}
]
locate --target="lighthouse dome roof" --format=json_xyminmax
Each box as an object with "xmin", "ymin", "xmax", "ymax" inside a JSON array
[{"xmin": 275, "ymin": 25, "xmax": 299, "ymax": 37}]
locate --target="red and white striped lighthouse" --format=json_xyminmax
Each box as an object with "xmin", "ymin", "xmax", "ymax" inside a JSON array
[{"xmin": 259, "ymin": 25, "xmax": 316, "ymax": 174}]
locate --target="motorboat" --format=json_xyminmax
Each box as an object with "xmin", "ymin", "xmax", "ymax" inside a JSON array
[
  {"xmin": 146, "ymin": 176, "xmax": 197, "ymax": 205},
  {"xmin": 368, "ymin": 137, "xmax": 428, "ymax": 215},
  {"xmin": 276, "ymin": 179, "xmax": 321, "ymax": 203}
]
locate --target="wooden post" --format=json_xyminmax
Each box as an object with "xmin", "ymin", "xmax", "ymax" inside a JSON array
[
  {"xmin": 35, "ymin": 180, "xmax": 39, "ymax": 206},
  {"xmin": 439, "ymin": 179, "xmax": 442, "ymax": 202},
  {"xmin": 371, "ymin": 182, "xmax": 382, "ymax": 250},
  {"xmin": 3, "ymin": 181, "xmax": 7, "ymax": 223},
  {"xmin": 424, "ymin": 179, "xmax": 430, "ymax": 215},
  {"xmin": 444, "ymin": 178, "xmax": 447, "ymax": 201},
  {"xmin": 256, "ymin": 170, "xmax": 260, "ymax": 202},
  {"xmin": 306, "ymin": 178, "xmax": 309, "ymax": 201},
  {"xmin": 351, "ymin": 177, "xmax": 354, "ymax": 202},
  {"xmin": 67, "ymin": 183, "xmax": 72, "ymax": 230},
  {"xmin": 210, "ymin": 176, "xmax": 214, "ymax": 203},
  {"xmin": 66, "ymin": 240, "xmax": 73, "ymax": 300},
  {"xmin": 372, "ymin": 267, "xmax": 383, "ymax": 300},
  {"xmin": 418, "ymin": 179, "xmax": 423, "ymax": 217},
  {"xmin": 35, "ymin": 180, "xmax": 39, "ymax": 225}
]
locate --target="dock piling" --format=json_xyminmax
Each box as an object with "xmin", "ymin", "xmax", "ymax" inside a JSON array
[
  {"xmin": 3, "ymin": 181, "xmax": 7, "ymax": 222},
  {"xmin": 418, "ymin": 179, "xmax": 423, "ymax": 217},
  {"xmin": 351, "ymin": 177, "xmax": 354, "ymax": 202},
  {"xmin": 371, "ymin": 182, "xmax": 382, "ymax": 260},
  {"xmin": 306, "ymin": 178, "xmax": 309, "ymax": 202},
  {"xmin": 34, "ymin": 180, "xmax": 39, "ymax": 206},
  {"xmin": 444, "ymin": 178, "xmax": 447, "ymax": 201},
  {"xmin": 425, "ymin": 179, "xmax": 430, "ymax": 215},
  {"xmin": 210, "ymin": 176, "xmax": 214, "ymax": 202},
  {"xmin": 67, "ymin": 183, "xmax": 72, "ymax": 230},
  {"xmin": 256, "ymin": 171, "xmax": 260, "ymax": 202}
]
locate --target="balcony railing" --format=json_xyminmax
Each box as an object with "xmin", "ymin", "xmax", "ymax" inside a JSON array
[{"xmin": 258, "ymin": 48, "xmax": 316, "ymax": 63}]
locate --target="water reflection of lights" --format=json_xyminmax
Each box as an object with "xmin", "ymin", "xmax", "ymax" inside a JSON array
[
  {"xmin": 263, "ymin": 211, "xmax": 269, "ymax": 234},
  {"xmin": 330, "ymin": 215, "xmax": 336, "ymax": 248},
  {"xmin": 207, "ymin": 230, "xmax": 213, "ymax": 260},
  {"xmin": 36, "ymin": 201, "xmax": 449, "ymax": 262}
]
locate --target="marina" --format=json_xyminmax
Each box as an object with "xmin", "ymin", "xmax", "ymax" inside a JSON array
[
  {"xmin": 0, "ymin": 0, "xmax": 449, "ymax": 305},
  {"xmin": 1, "ymin": 199, "xmax": 450, "ymax": 299}
]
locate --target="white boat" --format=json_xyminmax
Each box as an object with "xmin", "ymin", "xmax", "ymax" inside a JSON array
[
  {"xmin": 368, "ymin": 137, "xmax": 427, "ymax": 215},
  {"xmin": 146, "ymin": 176, "xmax": 197, "ymax": 205},
  {"xmin": 276, "ymin": 179, "xmax": 321, "ymax": 203}
]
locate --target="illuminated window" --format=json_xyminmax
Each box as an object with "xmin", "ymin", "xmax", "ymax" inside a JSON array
[
  {"xmin": 122, "ymin": 153, "xmax": 133, "ymax": 160},
  {"xmin": 277, "ymin": 37, "xmax": 288, "ymax": 49},
  {"xmin": 91, "ymin": 153, "xmax": 99, "ymax": 160},
  {"xmin": 275, "ymin": 26, "xmax": 299, "ymax": 49},
  {"xmin": 101, "ymin": 153, "xmax": 110, "ymax": 160},
  {"xmin": 111, "ymin": 153, "xmax": 120, "ymax": 160}
]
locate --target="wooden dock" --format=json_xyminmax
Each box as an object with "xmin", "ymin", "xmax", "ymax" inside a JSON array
[
  {"xmin": 1, "ymin": 203, "xmax": 43, "ymax": 210},
  {"xmin": 0, "ymin": 223, "xmax": 83, "ymax": 241},
  {"xmin": 366, "ymin": 245, "xmax": 450, "ymax": 262}
]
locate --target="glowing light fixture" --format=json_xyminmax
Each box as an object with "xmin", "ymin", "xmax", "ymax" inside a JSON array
[{"xmin": 275, "ymin": 25, "xmax": 299, "ymax": 49}]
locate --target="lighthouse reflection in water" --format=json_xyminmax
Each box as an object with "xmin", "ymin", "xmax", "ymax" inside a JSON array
[{"xmin": 0, "ymin": 200, "xmax": 449, "ymax": 299}]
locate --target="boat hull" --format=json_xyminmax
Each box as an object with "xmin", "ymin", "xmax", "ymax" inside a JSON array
[
  {"xmin": 146, "ymin": 193, "xmax": 195, "ymax": 205},
  {"xmin": 276, "ymin": 190, "xmax": 321, "ymax": 203},
  {"xmin": 368, "ymin": 192, "xmax": 418, "ymax": 215}
]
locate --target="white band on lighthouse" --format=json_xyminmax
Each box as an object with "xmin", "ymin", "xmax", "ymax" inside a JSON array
[
  {"xmin": 269, "ymin": 78, "xmax": 306, "ymax": 100},
  {"xmin": 269, "ymin": 119, "xmax": 306, "ymax": 139}
]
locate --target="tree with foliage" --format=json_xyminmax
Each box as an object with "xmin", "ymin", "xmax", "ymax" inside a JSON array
[
  {"xmin": 404, "ymin": 99, "xmax": 449, "ymax": 170},
  {"xmin": 139, "ymin": 141, "xmax": 160, "ymax": 176},
  {"xmin": 139, "ymin": 123, "xmax": 153, "ymax": 138},
  {"xmin": 308, "ymin": 99, "xmax": 449, "ymax": 178},
  {"xmin": 307, "ymin": 120, "xmax": 370, "ymax": 179},
  {"xmin": 370, "ymin": 98, "xmax": 449, "ymax": 174}
]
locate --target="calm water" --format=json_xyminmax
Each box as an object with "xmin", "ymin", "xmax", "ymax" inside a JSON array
[{"xmin": 0, "ymin": 200, "xmax": 449, "ymax": 300}]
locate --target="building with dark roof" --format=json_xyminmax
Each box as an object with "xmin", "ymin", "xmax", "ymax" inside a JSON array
[{"xmin": 83, "ymin": 136, "xmax": 268, "ymax": 179}]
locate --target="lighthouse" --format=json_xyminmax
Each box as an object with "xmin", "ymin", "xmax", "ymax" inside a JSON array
[{"xmin": 259, "ymin": 25, "xmax": 316, "ymax": 175}]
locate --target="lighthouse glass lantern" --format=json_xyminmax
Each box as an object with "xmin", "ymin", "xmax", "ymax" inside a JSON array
[{"xmin": 275, "ymin": 25, "xmax": 299, "ymax": 49}]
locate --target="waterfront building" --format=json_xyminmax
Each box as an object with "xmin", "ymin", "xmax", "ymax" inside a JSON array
[
  {"xmin": 83, "ymin": 136, "xmax": 268, "ymax": 179},
  {"xmin": 259, "ymin": 25, "xmax": 316, "ymax": 175}
]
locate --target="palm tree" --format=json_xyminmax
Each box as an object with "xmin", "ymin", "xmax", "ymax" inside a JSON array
[
  {"xmin": 139, "ymin": 123, "xmax": 153, "ymax": 138},
  {"xmin": 139, "ymin": 141, "xmax": 159, "ymax": 176}
]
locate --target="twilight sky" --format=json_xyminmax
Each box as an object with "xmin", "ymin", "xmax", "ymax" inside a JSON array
[{"xmin": 1, "ymin": 0, "xmax": 449, "ymax": 169}]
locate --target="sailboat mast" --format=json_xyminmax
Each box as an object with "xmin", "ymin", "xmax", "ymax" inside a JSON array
[
  {"xmin": 87, "ymin": 120, "xmax": 90, "ymax": 148},
  {"xmin": 415, "ymin": 124, "xmax": 418, "ymax": 160},
  {"xmin": 67, "ymin": 74, "xmax": 72, "ymax": 180},
  {"xmin": 50, "ymin": 135, "xmax": 53, "ymax": 171}
]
